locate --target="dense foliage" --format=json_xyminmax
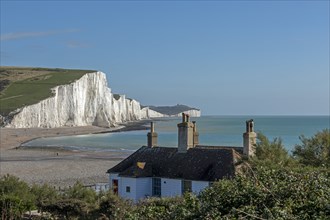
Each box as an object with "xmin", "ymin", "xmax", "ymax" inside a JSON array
[
  {"xmin": 1, "ymin": 130, "xmax": 329, "ymax": 219},
  {"xmin": 0, "ymin": 175, "xmax": 35, "ymax": 219},
  {"xmin": 252, "ymin": 132, "xmax": 294, "ymax": 168},
  {"xmin": 293, "ymin": 129, "xmax": 330, "ymax": 167},
  {"xmin": 197, "ymin": 168, "xmax": 330, "ymax": 219}
]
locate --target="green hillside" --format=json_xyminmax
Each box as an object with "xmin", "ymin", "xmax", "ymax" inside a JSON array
[{"xmin": 0, "ymin": 67, "xmax": 95, "ymax": 116}]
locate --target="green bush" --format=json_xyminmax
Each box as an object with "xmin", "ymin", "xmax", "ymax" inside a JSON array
[
  {"xmin": 31, "ymin": 184, "xmax": 59, "ymax": 214},
  {"xmin": 293, "ymin": 129, "xmax": 330, "ymax": 167},
  {"xmin": 251, "ymin": 132, "xmax": 295, "ymax": 168},
  {"xmin": 198, "ymin": 167, "xmax": 330, "ymax": 219},
  {"xmin": 95, "ymin": 190, "xmax": 131, "ymax": 220},
  {"xmin": 0, "ymin": 174, "xmax": 35, "ymax": 219},
  {"xmin": 127, "ymin": 194, "xmax": 199, "ymax": 220}
]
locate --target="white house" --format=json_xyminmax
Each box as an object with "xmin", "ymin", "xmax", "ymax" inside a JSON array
[{"xmin": 107, "ymin": 114, "xmax": 256, "ymax": 202}]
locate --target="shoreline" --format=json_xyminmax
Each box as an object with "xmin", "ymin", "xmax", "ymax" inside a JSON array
[
  {"xmin": 0, "ymin": 119, "xmax": 152, "ymax": 151},
  {"xmin": 0, "ymin": 120, "xmax": 151, "ymax": 187},
  {"xmin": 0, "ymin": 126, "xmax": 117, "ymax": 151}
]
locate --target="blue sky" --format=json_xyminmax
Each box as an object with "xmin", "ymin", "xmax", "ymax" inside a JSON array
[{"xmin": 1, "ymin": 1, "xmax": 329, "ymax": 115}]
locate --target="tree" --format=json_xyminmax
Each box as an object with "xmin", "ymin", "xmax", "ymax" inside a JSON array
[
  {"xmin": 127, "ymin": 194, "xmax": 199, "ymax": 220},
  {"xmin": 42, "ymin": 198, "xmax": 89, "ymax": 219},
  {"xmin": 252, "ymin": 132, "xmax": 293, "ymax": 168},
  {"xmin": 30, "ymin": 183, "xmax": 59, "ymax": 214},
  {"xmin": 41, "ymin": 182, "xmax": 98, "ymax": 219},
  {"xmin": 63, "ymin": 182, "xmax": 98, "ymax": 218},
  {"xmin": 97, "ymin": 190, "xmax": 131, "ymax": 220},
  {"xmin": 0, "ymin": 174, "xmax": 35, "ymax": 219},
  {"xmin": 65, "ymin": 182, "xmax": 97, "ymax": 206},
  {"xmin": 293, "ymin": 129, "xmax": 330, "ymax": 167},
  {"xmin": 198, "ymin": 168, "xmax": 330, "ymax": 219}
]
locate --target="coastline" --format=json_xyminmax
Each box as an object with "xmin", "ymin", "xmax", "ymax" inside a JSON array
[
  {"xmin": 0, "ymin": 126, "xmax": 117, "ymax": 151},
  {"xmin": 0, "ymin": 120, "xmax": 151, "ymax": 187}
]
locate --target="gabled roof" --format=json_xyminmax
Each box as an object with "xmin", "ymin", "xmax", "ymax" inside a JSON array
[{"xmin": 107, "ymin": 145, "xmax": 242, "ymax": 181}]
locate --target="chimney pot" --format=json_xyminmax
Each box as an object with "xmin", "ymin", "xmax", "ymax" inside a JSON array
[
  {"xmin": 192, "ymin": 121, "xmax": 196, "ymax": 132},
  {"xmin": 192, "ymin": 121, "xmax": 199, "ymax": 147},
  {"xmin": 177, "ymin": 117, "xmax": 194, "ymax": 153},
  {"xmin": 182, "ymin": 113, "xmax": 186, "ymax": 123},
  {"xmin": 151, "ymin": 121, "xmax": 155, "ymax": 133},
  {"xmin": 147, "ymin": 122, "xmax": 158, "ymax": 147},
  {"xmin": 243, "ymin": 119, "xmax": 256, "ymax": 158}
]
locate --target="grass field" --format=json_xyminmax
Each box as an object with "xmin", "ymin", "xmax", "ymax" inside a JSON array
[{"xmin": 0, "ymin": 67, "xmax": 95, "ymax": 116}]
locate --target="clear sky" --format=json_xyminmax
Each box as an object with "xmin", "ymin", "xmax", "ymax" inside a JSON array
[{"xmin": 1, "ymin": 1, "xmax": 329, "ymax": 115}]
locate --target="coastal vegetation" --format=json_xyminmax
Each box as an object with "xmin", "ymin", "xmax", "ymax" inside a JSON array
[
  {"xmin": 293, "ymin": 129, "xmax": 330, "ymax": 167},
  {"xmin": 0, "ymin": 67, "xmax": 94, "ymax": 116},
  {"xmin": 1, "ymin": 130, "xmax": 329, "ymax": 219}
]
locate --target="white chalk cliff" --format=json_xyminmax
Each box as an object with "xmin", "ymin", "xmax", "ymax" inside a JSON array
[
  {"xmin": 5, "ymin": 71, "xmax": 201, "ymax": 128},
  {"xmin": 172, "ymin": 109, "xmax": 201, "ymax": 117},
  {"xmin": 6, "ymin": 72, "xmax": 167, "ymax": 128}
]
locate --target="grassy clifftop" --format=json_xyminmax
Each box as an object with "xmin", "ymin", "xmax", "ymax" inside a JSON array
[{"xmin": 0, "ymin": 67, "xmax": 95, "ymax": 116}]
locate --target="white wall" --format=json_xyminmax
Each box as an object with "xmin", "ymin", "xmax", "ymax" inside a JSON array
[
  {"xmin": 120, "ymin": 177, "xmax": 152, "ymax": 202},
  {"xmin": 109, "ymin": 174, "xmax": 152, "ymax": 202},
  {"xmin": 162, "ymin": 178, "xmax": 209, "ymax": 197},
  {"xmin": 136, "ymin": 178, "xmax": 152, "ymax": 201},
  {"xmin": 109, "ymin": 174, "xmax": 210, "ymax": 202},
  {"xmin": 161, "ymin": 178, "xmax": 182, "ymax": 197},
  {"xmin": 120, "ymin": 177, "xmax": 137, "ymax": 201},
  {"xmin": 192, "ymin": 180, "xmax": 209, "ymax": 194}
]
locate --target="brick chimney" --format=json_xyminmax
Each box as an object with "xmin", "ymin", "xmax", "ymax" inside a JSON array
[
  {"xmin": 147, "ymin": 122, "xmax": 158, "ymax": 147},
  {"xmin": 192, "ymin": 121, "xmax": 199, "ymax": 147},
  {"xmin": 177, "ymin": 113, "xmax": 194, "ymax": 153},
  {"xmin": 243, "ymin": 119, "xmax": 257, "ymax": 158}
]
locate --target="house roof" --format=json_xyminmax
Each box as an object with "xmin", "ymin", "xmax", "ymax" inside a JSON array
[{"xmin": 107, "ymin": 145, "xmax": 242, "ymax": 181}]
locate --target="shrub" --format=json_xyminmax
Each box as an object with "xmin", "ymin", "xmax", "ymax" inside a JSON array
[{"xmin": 293, "ymin": 129, "xmax": 330, "ymax": 167}]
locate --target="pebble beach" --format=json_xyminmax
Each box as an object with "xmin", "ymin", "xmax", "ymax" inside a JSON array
[{"xmin": 0, "ymin": 126, "xmax": 132, "ymax": 187}]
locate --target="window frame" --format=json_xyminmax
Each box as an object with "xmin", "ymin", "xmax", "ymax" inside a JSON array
[
  {"xmin": 152, "ymin": 177, "xmax": 161, "ymax": 197},
  {"xmin": 182, "ymin": 180, "xmax": 192, "ymax": 194}
]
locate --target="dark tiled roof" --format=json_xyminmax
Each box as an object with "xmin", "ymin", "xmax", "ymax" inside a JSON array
[
  {"xmin": 195, "ymin": 145, "xmax": 244, "ymax": 154},
  {"xmin": 107, "ymin": 146, "xmax": 242, "ymax": 181}
]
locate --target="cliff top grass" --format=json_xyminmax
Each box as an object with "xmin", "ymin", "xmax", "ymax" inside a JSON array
[{"xmin": 0, "ymin": 66, "xmax": 95, "ymax": 116}]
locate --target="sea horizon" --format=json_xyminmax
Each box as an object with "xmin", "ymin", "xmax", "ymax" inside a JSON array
[{"xmin": 23, "ymin": 115, "xmax": 329, "ymax": 154}]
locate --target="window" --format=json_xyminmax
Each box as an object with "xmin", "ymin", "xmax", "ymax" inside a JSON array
[
  {"xmin": 182, "ymin": 180, "xmax": 192, "ymax": 194},
  {"xmin": 126, "ymin": 186, "xmax": 130, "ymax": 193},
  {"xmin": 152, "ymin": 178, "xmax": 161, "ymax": 197}
]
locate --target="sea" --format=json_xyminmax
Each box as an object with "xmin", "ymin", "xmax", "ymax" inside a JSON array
[{"xmin": 23, "ymin": 116, "xmax": 329, "ymax": 154}]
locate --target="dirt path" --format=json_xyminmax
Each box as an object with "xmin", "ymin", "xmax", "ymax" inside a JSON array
[{"xmin": 0, "ymin": 94, "xmax": 23, "ymax": 101}]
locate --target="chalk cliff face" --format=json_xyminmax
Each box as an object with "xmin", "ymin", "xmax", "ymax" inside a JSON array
[
  {"xmin": 5, "ymin": 71, "xmax": 202, "ymax": 128},
  {"xmin": 6, "ymin": 72, "xmax": 164, "ymax": 128},
  {"xmin": 173, "ymin": 109, "xmax": 201, "ymax": 117}
]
